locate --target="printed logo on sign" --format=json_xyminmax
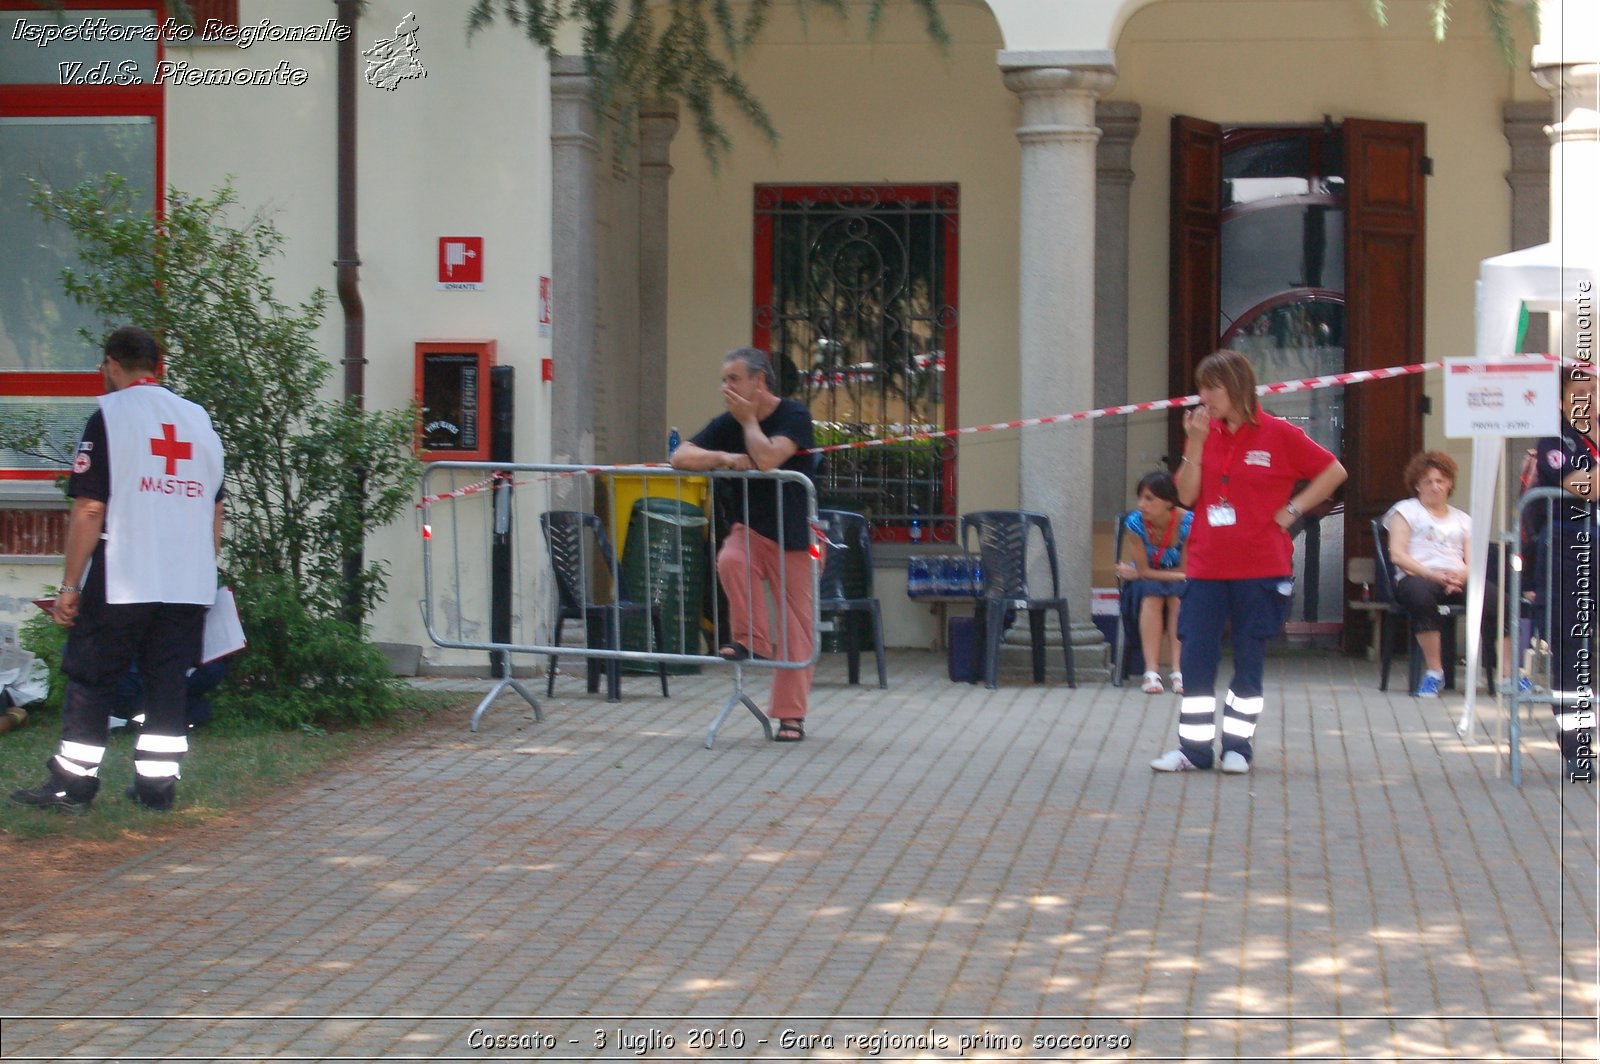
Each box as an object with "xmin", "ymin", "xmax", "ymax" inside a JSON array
[
  {"xmin": 1244, "ymin": 449, "xmax": 1272, "ymax": 468},
  {"xmin": 438, "ymin": 237, "xmax": 484, "ymax": 290},
  {"xmin": 364, "ymin": 12, "xmax": 425, "ymax": 91}
]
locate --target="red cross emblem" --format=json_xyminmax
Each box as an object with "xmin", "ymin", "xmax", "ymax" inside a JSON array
[{"xmin": 149, "ymin": 423, "xmax": 192, "ymax": 475}]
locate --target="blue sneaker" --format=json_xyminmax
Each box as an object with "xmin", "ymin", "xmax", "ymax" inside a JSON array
[
  {"xmin": 1416, "ymin": 673, "xmax": 1444, "ymax": 699},
  {"xmin": 1517, "ymin": 675, "xmax": 1534, "ymax": 695}
]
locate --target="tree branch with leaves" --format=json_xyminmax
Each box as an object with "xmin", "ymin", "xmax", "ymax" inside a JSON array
[{"xmin": 468, "ymin": 0, "xmax": 949, "ymax": 168}]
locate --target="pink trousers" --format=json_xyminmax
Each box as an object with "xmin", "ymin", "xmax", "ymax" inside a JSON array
[{"xmin": 717, "ymin": 523, "xmax": 820, "ymax": 720}]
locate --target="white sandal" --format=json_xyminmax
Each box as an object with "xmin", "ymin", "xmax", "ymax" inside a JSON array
[
  {"xmin": 1169, "ymin": 671, "xmax": 1184, "ymax": 695},
  {"xmin": 1141, "ymin": 671, "xmax": 1164, "ymax": 695}
]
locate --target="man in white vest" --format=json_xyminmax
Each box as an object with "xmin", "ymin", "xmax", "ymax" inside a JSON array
[{"xmin": 9, "ymin": 326, "xmax": 224, "ymax": 814}]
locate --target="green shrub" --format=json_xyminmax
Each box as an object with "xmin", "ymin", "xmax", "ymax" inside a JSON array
[
  {"xmin": 18, "ymin": 609, "xmax": 67, "ymax": 717},
  {"xmin": 217, "ymin": 574, "xmax": 407, "ymax": 731}
]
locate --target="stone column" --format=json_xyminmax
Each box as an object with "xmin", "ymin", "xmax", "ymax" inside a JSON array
[
  {"xmin": 1094, "ymin": 100, "xmax": 1141, "ymax": 524},
  {"xmin": 636, "ymin": 100, "xmax": 680, "ymax": 462},
  {"xmin": 1504, "ymin": 100, "xmax": 1553, "ymax": 352},
  {"xmin": 1001, "ymin": 52, "xmax": 1116, "ymax": 648},
  {"xmin": 1532, "ymin": 0, "xmax": 1599, "ymax": 361},
  {"xmin": 550, "ymin": 57, "xmax": 600, "ymax": 465},
  {"xmin": 1503, "ymin": 100, "xmax": 1552, "ymax": 252}
]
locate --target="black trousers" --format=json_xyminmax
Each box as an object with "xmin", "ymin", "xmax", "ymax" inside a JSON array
[
  {"xmin": 1392, "ymin": 573, "xmax": 1501, "ymax": 675},
  {"xmin": 55, "ymin": 589, "xmax": 205, "ymax": 800}
]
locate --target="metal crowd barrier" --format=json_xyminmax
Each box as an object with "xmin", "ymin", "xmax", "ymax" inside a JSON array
[
  {"xmin": 418, "ymin": 462, "xmax": 821, "ymax": 748},
  {"xmin": 1504, "ymin": 486, "xmax": 1596, "ymax": 787}
]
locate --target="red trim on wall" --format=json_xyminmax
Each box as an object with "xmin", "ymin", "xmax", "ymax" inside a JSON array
[
  {"xmin": 0, "ymin": 471, "xmax": 69, "ymax": 483},
  {"xmin": 1, "ymin": 374, "xmax": 104, "ymax": 398}
]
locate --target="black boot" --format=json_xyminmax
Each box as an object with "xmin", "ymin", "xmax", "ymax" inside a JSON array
[
  {"xmin": 125, "ymin": 776, "xmax": 176, "ymax": 811},
  {"xmin": 9, "ymin": 766, "xmax": 96, "ymax": 815}
]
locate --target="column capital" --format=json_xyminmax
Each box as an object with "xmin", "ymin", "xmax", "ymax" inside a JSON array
[
  {"xmin": 551, "ymin": 55, "xmax": 600, "ymax": 152},
  {"xmin": 637, "ymin": 99, "xmax": 680, "ymax": 173},
  {"xmin": 1002, "ymin": 62, "xmax": 1116, "ymax": 148},
  {"xmin": 1001, "ymin": 63, "xmax": 1117, "ymax": 99},
  {"xmin": 1532, "ymin": 63, "xmax": 1600, "ymax": 145},
  {"xmin": 1096, "ymin": 100, "xmax": 1141, "ymax": 183}
]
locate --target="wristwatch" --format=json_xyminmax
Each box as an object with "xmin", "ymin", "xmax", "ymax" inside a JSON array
[{"xmin": 1284, "ymin": 501, "xmax": 1302, "ymax": 518}]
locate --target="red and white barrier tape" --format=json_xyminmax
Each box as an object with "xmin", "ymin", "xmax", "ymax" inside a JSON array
[{"xmin": 418, "ymin": 353, "xmax": 1571, "ymax": 509}]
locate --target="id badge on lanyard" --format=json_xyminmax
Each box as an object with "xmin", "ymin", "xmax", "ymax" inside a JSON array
[{"xmin": 1208, "ymin": 501, "xmax": 1237, "ymax": 527}]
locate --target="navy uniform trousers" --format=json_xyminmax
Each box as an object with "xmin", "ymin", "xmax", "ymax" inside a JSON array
[
  {"xmin": 51, "ymin": 569, "xmax": 205, "ymax": 807},
  {"xmin": 1174, "ymin": 576, "xmax": 1294, "ymax": 769}
]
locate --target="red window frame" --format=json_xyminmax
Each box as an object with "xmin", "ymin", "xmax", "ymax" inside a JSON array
[
  {"xmin": 0, "ymin": 0, "xmax": 166, "ymax": 479},
  {"xmin": 752, "ymin": 183, "xmax": 960, "ymax": 541}
]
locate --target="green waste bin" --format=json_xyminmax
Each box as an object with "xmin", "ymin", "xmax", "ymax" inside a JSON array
[{"xmin": 620, "ymin": 497, "xmax": 710, "ymax": 673}]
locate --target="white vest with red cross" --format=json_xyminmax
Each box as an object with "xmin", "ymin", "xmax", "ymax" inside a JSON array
[{"xmin": 98, "ymin": 384, "xmax": 224, "ymax": 605}]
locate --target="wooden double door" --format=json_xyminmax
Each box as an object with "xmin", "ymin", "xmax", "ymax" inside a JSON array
[{"xmin": 1170, "ymin": 115, "xmax": 1427, "ymax": 637}]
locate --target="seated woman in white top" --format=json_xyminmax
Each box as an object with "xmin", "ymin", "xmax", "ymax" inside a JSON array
[{"xmin": 1384, "ymin": 450, "xmax": 1496, "ymax": 698}]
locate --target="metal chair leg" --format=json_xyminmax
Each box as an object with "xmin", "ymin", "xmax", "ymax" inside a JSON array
[
  {"xmin": 1058, "ymin": 603, "xmax": 1076, "ymax": 687},
  {"xmin": 870, "ymin": 602, "xmax": 887, "ymax": 689},
  {"xmin": 984, "ymin": 602, "xmax": 1005, "ymax": 690}
]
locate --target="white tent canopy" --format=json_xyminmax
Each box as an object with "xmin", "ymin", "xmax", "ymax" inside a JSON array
[{"xmin": 1459, "ymin": 241, "xmax": 1600, "ymax": 738}]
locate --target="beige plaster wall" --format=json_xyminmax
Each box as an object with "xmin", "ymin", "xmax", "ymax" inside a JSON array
[
  {"xmin": 164, "ymin": 0, "xmax": 554, "ymax": 663},
  {"xmin": 663, "ymin": 4, "xmax": 1019, "ymax": 646},
  {"xmin": 1108, "ymin": 0, "xmax": 1540, "ymax": 504}
]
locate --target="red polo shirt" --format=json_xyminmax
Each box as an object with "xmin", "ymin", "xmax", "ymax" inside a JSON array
[{"xmin": 1186, "ymin": 411, "xmax": 1336, "ymax": 580}]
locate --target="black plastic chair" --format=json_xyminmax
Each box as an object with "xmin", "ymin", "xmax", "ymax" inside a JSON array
[
  {"xmin": 817, "ymin": 509, "xmax": 887, "ymax": 689},
  {"xmin": 1371, "ymin": 517, "xmax": 1467, "ymax": 695},
  {"xmin": 959, "ymin": 510, "xmax": 1077, "ymax": 690},
  {"xmin": 540, "ymin": 511, "xmax": 669, "ymax": 703}
]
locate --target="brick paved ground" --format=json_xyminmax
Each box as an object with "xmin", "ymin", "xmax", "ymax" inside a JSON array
[{"xmin": 1, "ymin": 652, "xmax": 1596, "ymax": 1062}]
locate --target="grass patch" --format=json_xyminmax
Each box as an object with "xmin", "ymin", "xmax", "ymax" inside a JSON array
[{"xmin": 0, "ymin": 689, "xmax": 467, "ymax": 842}]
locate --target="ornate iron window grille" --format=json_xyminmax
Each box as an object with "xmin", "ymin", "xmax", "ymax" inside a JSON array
[{"xmin": 753, "ymin": 184, "xmax": 959, "ymax": 542}]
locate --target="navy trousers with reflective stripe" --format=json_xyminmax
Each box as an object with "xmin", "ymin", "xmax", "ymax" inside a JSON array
[
  {"xmin": 1174, "ymin": 576, "xmax": 1293, "ymax": 769},
  {"xmin": 57, "ymin": 582, "xmax": 205, "ymax": 801}
]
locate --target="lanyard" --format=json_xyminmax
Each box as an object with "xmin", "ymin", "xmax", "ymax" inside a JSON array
[
  {"xmin": 1213, "ymin": 421, "xmax": 1252, "ymax": 501},
  {"xmin": 1147, "ymin": 514, "xmax": 1177, "ymax": 568}
]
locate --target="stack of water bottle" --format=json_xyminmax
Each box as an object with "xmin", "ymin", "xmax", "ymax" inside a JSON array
[{"xmin": 907, "ymin": 554, "xmax": 984, "ymax": 598}]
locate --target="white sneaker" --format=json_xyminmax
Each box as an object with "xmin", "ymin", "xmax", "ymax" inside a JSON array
[
  {"xmin": 1169, "ymin": 671, "xmax": 1184, "ymax": 695},
  {"xmin": 1150, "ymin": 749, "xmax": 1197, "ymax": 772},
  {"xmin": 1219, "ymin": 750, "xmax": 1250, "ymax": 774},
  {"xmin": 1141, "ymin": 671, "xmax": 1164, "ymax": 694}
]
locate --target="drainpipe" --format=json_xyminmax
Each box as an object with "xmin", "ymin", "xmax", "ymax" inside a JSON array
[{"xmin": 335, "ymin": 0, "xmax": 366, "ymax": 623}]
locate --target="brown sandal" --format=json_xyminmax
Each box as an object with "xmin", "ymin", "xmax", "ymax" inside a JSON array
[{"xmin": 774, "ymin": 719, "xmax": 805, "ymax": 742}]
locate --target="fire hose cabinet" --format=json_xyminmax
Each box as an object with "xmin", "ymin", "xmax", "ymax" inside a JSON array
[{"xmin": 415, "ymin": 340, "xmax": 496, "ymax": 461}]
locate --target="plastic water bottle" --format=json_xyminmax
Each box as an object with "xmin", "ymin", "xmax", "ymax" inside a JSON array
[
  {"xmin": 667, "ymin": 426, "xmax": 680, "ymax": 457},
  {"xmin": 907, "ymin": 557, "xmax": 928, "ymax": 597},
  {"xmin": 909, "ymin": 504, "xmax": 923, "ymax": 544}
]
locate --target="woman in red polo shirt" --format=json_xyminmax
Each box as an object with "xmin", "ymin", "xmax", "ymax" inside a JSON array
[{"xmin": 1150, "ymin": 349, "xmax": 1347, "ymax": 775}]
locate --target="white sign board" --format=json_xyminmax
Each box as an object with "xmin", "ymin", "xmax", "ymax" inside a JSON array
[{"xmin": 1443, "ymin": 357, "xmax": 1560, "ymax": 438}]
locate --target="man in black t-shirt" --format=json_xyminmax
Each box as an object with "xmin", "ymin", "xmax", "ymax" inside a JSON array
[{"xmin": 671, "ymin": 347, "xmax": 819, "ymax": 742}]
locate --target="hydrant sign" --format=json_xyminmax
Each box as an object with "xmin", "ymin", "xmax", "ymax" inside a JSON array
[
  {"xmin": 438, "ymin": 237, "xmax": 484, "ymax": 290},
  {"xmin": 1443, "ymin": 357, "xmax": 1559, "ymax": 438}
]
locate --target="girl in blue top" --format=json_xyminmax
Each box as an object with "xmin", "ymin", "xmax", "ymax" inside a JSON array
[{"xmin": 1115, "ymin": 470, "xmax": 1193, "ymax": 694}]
